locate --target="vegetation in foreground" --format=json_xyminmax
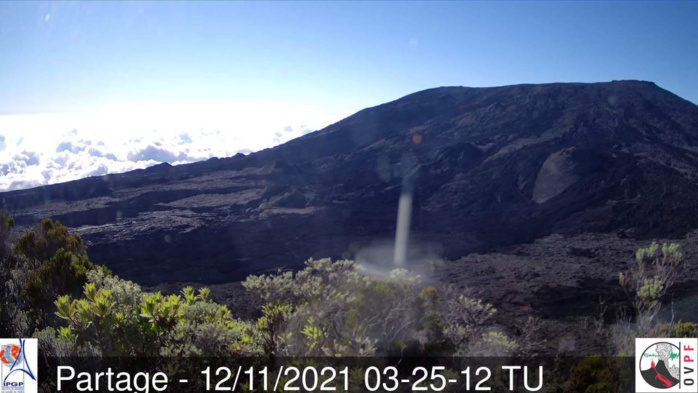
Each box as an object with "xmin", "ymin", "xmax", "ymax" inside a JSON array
[{"xmin": 0, "ymin": 210, "xmax": 695, "ymax": 363}]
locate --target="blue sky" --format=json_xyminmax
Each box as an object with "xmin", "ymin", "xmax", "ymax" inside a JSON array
[
  {"xmin": 2, "ymin": 1, "xmax": 697, "ymax": 115},
  {"xmin": 0, "ymin": 1, "xmax": 696, "ymax": 190}
]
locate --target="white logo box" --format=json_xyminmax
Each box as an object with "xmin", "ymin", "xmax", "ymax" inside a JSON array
[
  {"xmin": 636, "ymin": 338, "xmax": 698, "ymax": 393},
  {"xmin": 0, "ymin": 338, "xmax": 38, "ymax": 393}
]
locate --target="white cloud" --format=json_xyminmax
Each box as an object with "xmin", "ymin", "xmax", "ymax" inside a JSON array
[
  {"xmin": 13, "ymin": 151, "xmax": 41, "ymax": 166},
  {"xmin": 0, "ymin": 102, "xmax": 345, "ymax": 191}
]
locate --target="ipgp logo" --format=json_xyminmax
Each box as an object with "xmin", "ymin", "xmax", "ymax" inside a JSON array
[
  {"xmin": 0, "ymin": 338, "xmax": 37, "ymax": 393},
  {"xmin": 636, "ymin": 338, "xmax": 698, "ymax": 392}
]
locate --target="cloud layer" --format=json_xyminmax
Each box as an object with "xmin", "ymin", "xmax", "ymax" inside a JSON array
[{"xmin": 0, "ymin": 103, "xmax": 340, "ymax": 191}]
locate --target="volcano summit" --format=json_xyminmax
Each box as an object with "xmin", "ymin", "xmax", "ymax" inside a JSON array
[{"xmin": 2, "ymin": 81, "xmax": 698, "ymax": 287}]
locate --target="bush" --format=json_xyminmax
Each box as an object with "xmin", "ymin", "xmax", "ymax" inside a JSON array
[
  {"xmin": 2, "ymin": 216, "xmax": 101, "ymax": 336},
  {"xmin": 244, "ymin": 258, "xmax": 517, "ymax": 357},
  {"xmin": 0, "ymin": 209, "xmax": 14, "ymax": 258},
  {"xmin": 0, "ymin": 210, "xmax": 18, "ymax": 337},
  {"xmin": 618, "ymin": 242, "xmax": 684, "ymax": 335},
  {"xmin": 1, "ymin": 216, "xmax": 529, "ymax": 359},
  {"xmin": 672, "ymin": 321, "xmax": 698, "ymax": 338},
  {"xmin": 50, "ymin": 269, "xmax": 257, "ymax": 357},
  {"xmin": 1, "ymin": 218, "xmax": 110, "ymax": 332},
  {"xmin": 566, "ymin": 356, "xmax": 622, "ymax": 393}
]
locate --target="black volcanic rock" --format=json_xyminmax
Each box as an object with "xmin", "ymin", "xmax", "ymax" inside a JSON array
[
  {"xmin": 532, "ymin": 147, "xmax": 606, "ymax": 204},
  {"xmin": 2, "ymin": 80, "xmax": 698, "ymax": 286}
]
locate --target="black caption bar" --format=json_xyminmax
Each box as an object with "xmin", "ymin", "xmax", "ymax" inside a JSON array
[{"xmin": 37, "ymin": 357, "xmax": 635, "ymax": 393}]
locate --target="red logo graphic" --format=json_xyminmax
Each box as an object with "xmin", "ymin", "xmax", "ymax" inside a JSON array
[{"xmin": 0, "ymin": 344, "xmax": 21, "ymax": 367}]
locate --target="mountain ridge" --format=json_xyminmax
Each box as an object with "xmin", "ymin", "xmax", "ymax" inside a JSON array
[{"xmin": 2, "ymin": 80, "xmax": 698, "ymax": 286}]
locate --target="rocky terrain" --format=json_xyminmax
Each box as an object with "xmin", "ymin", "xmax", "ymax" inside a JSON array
[{"xmin": 2, "ymin": 80, "xmax": 698, "ymax": 337}]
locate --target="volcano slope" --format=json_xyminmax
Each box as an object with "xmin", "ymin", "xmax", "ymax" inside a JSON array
[{"xmin": 2, "ymin": 81, "xmax": 698, "ymax": 321}]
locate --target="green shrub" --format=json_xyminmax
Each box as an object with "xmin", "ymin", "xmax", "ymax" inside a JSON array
[
  {"xmin": 244, "ymin": 258, "xmax": 516, "ymax": 357},
  {"xmin": 672, "ymin": 321, "xmax": 698, "ymax": 338},
  {"xmin": 2, "ymin": 216, "xmax": 103, "ymax": 336},
  {"xmin": 0, "ymin": 209, "xmax": 14, "ymax": 258},
  {"xmin": 566, "ymin": 356, "xmax": 621, "ymax": 393},
  {"xmin": 618, "ymin": 242, "xmax": 684, "ymax": 335},
  {"xmin": 4, "ymin": 218, "xmax": 110, "ymax": 330},
  {"xmin": 51, "ymin": 269, "xmax": 256, "ymax": 357},
  {"xmin": 4, "ymin": 217, "xmax": 525, "ymax": 359}
]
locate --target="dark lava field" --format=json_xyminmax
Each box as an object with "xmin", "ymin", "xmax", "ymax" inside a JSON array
[{"xmin": 3, "ymin": 80, "xmax": 698, "ymax": 350}]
